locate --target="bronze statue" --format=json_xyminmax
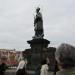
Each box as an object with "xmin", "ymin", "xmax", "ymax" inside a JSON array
[{"xmin": 33, "ymin": 7, "xmax": 44, "ymax": 39}]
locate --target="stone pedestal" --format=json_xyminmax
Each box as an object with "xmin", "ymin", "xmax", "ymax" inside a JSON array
[{"xmin": 27, "ymin": 38, "xmax": 50, "ymax": 70}]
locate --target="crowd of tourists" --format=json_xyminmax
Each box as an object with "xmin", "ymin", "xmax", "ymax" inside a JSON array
[
  {"xmin": 0, "ymin": 43, "xmax": 75, "ymax": 75},
  {"xmin": 35, "ymin": 43, "xmax": 75, "ymax": 75},
  {"xmin": 16, "ymin": 43, "xmax": 75, "ymax": 75}
]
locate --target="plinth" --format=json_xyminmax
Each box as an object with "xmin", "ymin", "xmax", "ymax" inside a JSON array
[{"xmin": 27, "ymin": 38, "xmax": 50, "ymax": 70}]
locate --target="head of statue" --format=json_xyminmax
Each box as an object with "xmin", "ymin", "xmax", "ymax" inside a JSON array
[{"xmin": 36, "ymin": 7, "xmax": 40, "ymax": 13}]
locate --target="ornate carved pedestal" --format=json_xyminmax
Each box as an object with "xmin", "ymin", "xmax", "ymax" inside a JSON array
[{"xmin": 27, "ymin": 38, "xmax": 50, "ymax": 70}]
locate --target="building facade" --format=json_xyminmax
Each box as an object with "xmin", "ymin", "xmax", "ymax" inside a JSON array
[{"xmin": 0, "ymin": 49, "xmax": 21, "ymax": 66}]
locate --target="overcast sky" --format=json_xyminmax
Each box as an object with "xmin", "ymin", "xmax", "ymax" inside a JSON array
[{"xmin": 0, "ymin": 0, "xmax": 75, "ymax": 51}]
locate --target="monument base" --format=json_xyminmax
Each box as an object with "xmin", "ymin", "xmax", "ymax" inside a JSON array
[
  {"xmin": 23, "ymin": 38, "xmax": 56, "ymax": 71},
  {"xmin": 27, "ymin": 38, "xmax": 50, "ymax": 70}
]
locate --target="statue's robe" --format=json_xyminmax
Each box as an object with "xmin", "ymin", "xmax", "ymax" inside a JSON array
[{"xmin": 34, "ymin": 12, "xmax": 44, "ymax": 37}]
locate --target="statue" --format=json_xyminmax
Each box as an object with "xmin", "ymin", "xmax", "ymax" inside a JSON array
[{"xmin": 33, "ymin": 7, "xmax": 44, "ymax": 39}]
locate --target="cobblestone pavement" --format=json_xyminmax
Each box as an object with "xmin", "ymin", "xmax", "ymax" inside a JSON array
[
  {"xmin": 5, "ymin": 69, "xmax": 53, "ymax": 75},
  {"xmin": 5, "ymin": 69, "xmax": 16, "ymax": 75}
]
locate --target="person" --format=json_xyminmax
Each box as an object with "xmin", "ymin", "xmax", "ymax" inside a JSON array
[
  {"xmin": 55, "ymin": 43, "xmax": 75, "ymax": 75},
  {"xmin": 0, "ymin": 62, "xmax": 8, "ymax": 75},
  {"xmin": 16, "ymin": 57, "xmax": 27, "ymax": 75},
  {"xmin": 40, "ymin": 59, "xmax": 49, "ymax": 75},
  {"xmin": 34, "ymin": 7, "xmax": 44, "ymax": 38},
  {"xmin": 35, "ymin": 64, "xmax": 41, "ymax": 75},
  {"xmin": 53, "ymin": 60, "xmax": 59, "ymax": 75}
]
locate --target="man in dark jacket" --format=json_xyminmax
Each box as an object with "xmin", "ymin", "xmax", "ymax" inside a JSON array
[{"xmin": 0, "ymin": 63, "xmax": 8, "ymax": 75}]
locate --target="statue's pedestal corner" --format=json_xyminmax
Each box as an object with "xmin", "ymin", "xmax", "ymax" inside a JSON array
[{"xmin": 27, "ymin": 38, "xmax": 50, "ymax": 45}]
